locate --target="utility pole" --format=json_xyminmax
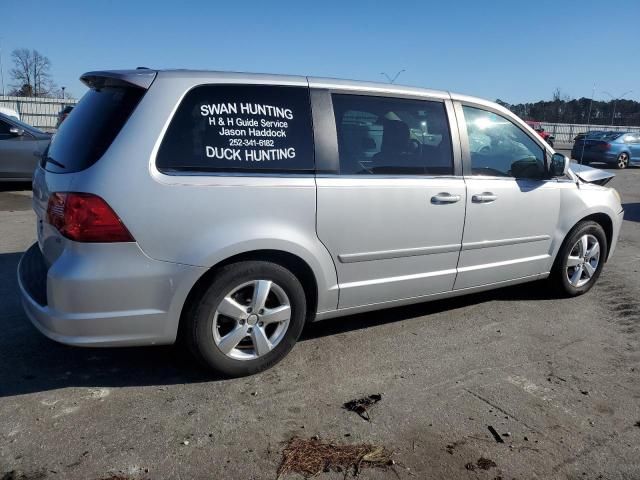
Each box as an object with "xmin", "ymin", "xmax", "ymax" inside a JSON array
[
  {"xmin": 602, "ymin": 90, "xmax": 633, "ymax": 126},
  {"xmin": 380, "ymin": 69, "xmax": 406, "ymax": 84},
  {"xmin": 579, "ymin": 84, "xmax": 596, "ymax": 164}
]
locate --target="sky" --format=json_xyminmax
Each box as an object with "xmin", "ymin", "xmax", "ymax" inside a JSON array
[{"xmin": 2, "ymin": 0, "xmax": 639, "ymax": 103}]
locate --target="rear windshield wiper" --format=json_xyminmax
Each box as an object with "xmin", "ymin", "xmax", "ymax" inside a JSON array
[{"xmin": 43, "ymin": 156, "xmax": 66, "ymax": 169}]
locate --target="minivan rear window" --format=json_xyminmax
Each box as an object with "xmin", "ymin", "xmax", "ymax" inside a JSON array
[
  {"xmin": 156, "ymin": 85, "xmax": 314, "ymax": 174},
  {"xmin": 44, "ymin": 86, "xmax": 144, "ymax": 173}
]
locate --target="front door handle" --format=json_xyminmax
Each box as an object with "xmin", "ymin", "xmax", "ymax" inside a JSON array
[
  {"xmin": 431, "ymin": 192, "xmax": 461, "ymax": 204},
  {"xmin": 472, "ymin": 192, "xmax": 497, "ymax": 203}
]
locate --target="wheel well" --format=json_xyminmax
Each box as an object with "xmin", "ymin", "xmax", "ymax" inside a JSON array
[
  {"xmin": 551, "ymin": 213, "xmax": 614, "ymax": 274},
  {"xmin": 577, "ymin": 213, "xmax": 613, "ymax": 260},
  {"xmin": 178, "ymin": 250, "xmax": 318, "ymax": 340}
]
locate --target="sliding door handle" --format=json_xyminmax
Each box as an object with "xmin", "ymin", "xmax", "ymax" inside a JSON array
[
  {"xmin": 472, "ymin": 192, "xmax": 497, "ymax": 203},
  {"xmin": 431, "ymin": 193, "xmax": 461, "ymax": 204}
]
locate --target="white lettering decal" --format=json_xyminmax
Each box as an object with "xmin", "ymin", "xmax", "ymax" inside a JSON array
[{"xmin": 206, "ymin": 146, "xmax": 241, "ymax": 160}]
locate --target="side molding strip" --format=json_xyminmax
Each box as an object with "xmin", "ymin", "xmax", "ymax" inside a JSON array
[
  {"xmin": 462, "ymin": 235, "xmax": 550, "ymax": 251},
  {"xmin": 338, "ymin": 243, "xmax": 461, "ymax": 263}
]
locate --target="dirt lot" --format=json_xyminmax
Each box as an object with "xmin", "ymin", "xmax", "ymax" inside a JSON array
[{"xmin": 1, "ymin": 170, "xmax": 639, "ymax": 480}]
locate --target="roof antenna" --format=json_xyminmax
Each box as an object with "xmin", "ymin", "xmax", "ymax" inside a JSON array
[{"xmin": 380, "ymin": 69, "xmax": 405, "ymax": 84}]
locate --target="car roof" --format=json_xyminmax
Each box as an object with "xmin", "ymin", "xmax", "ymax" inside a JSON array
[
  {"xmin": 81, "ymin": 68, "xmax": 500, "ymax": 106},
  {"xmin": 79, "ymin": 69, "xmax": 526, "ymax": 136}
]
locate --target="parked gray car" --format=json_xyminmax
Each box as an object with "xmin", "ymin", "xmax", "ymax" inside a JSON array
[
  {"xmin": 0, "ymin": 113, "xmax": 50, "ymax": 181},
  {"xmin": 18, "ymin": 70, "xmax": 624, "ymax": 376}
]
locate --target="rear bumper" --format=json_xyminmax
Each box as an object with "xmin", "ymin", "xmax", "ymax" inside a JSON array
[
  {"xmin": 571, "ymin": 150, "xmax": 606, "ymax": 162},
  {"xmin": 18, "ymin": 242, "xmax": 205, "ymax": 347}
]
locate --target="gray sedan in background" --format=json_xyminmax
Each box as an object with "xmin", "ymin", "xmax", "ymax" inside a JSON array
[{"xmin": 0, "ymin": 113, "xmax": 50, "ymax": 181}]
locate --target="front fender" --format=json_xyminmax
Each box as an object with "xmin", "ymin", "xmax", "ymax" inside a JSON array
[{"xmin": 550, "ymin": 184, "xmax": 622, "ymax": 266}]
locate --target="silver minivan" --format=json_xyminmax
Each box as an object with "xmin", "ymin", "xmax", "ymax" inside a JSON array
[{"xmin": 18, "ymin": 69, "xmax": 624, "ymax": 376}]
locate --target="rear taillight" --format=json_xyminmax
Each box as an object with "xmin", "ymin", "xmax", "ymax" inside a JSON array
[
  {"xmin": 46, "ymin": 193, "xmax": 134, "ymax": 242},
  {"xmin": 595, "ymin": 143, "xmax": 611, "ymax": 151}
]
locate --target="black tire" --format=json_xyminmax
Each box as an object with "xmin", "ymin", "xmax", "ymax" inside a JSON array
[
  {"xmin": 549, "ymin": 221, "xmax": 607, "ymax": 297},
  {"xmin": 185, "ymin": 261, "xmax": 306, "ymax": 377}
]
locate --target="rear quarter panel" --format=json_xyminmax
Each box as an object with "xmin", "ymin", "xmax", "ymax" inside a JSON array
[{"xmin": 67, "ymin": 72, "xmax": 339, "ymax": 314}]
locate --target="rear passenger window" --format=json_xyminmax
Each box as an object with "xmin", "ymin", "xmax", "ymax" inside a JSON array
[
  {"xmin": 332, "ymin": 94, "xmax": 453, "ymax": 175},
  {"xmin": 157, "ymin": 85, "xmax": 314, "ymax": 173}
]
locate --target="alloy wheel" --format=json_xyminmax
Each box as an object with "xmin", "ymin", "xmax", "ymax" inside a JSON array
[
  {"xmin": 566, "ymin": 234, "xmax": 600, "ymax": 288},
  {"xmin": 212, "ymin": 280, "xmax": 291, "ymax": 360},
  {"xmin": 617, "ymin": 153, "xmax": 629, "ymax": 169}
]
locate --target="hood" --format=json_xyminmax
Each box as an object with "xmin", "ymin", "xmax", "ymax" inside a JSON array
[{"xmin": 569, "ymin": 162, "xmax": 615, "ymax": 186}]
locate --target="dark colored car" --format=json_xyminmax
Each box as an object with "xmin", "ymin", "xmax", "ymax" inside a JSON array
[
  {"xmin": 56, "ymin": 106, "xmax": 74, "ymax": 128},
  {"xmin": 573, "ymin": 131, "xmax": 606, "ymax": 143},
  {"xmin": 525, "ymin": 121, "xmax": 554, "ymax": 147},
  {"xmin": 571, "ymin": 131, "xmax": 640, "ymax": 169},
  {"xmin": 0, "ymin": 113, "xmax": 51, "ymax": 181}
]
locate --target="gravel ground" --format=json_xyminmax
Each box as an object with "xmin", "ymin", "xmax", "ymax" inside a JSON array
[{"xmin": 0, "ymin": 170, "xmax": 639, "ymax": 480}]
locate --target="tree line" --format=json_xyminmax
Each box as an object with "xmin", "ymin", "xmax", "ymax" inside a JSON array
[
  {"xmin": 496, "ymin": 90, "xmax": 640, "ymax": 126},
  {"xmin": 5, "ymin": 48, "xmax": 640, "ymax": 127}
]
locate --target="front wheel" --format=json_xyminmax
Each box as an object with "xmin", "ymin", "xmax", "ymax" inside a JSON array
[
  {"xmin": 185, "ymin": 261, "xmax": 307, "ymax": 377},
  {"xmin": 550, "ymin": 221, "xmax": 607, "ymax": 297},
  {"xmin": 616, "ymin": 152, "xmax": 629, "ymax": 169}
]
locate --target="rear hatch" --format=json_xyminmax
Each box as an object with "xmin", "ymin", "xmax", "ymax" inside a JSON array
[{"xmin": 33, "ymin": 70, "xmax": 156, "ymax": 264}]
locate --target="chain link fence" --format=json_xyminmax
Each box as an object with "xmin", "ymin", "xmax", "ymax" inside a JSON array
[{"xmin": 0, "ymin": 95, "xmax": 78, "ymax": 132}]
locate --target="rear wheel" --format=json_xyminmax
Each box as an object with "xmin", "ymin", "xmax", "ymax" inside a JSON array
[
  {"xmin": 550, "ymin": 221, "xmax": 607, "ymax": 297},
  {"xmin": 185, "ymin": 261, "xmax": 306, "ymax": 376},
  {"xmin": 616, "ymin": 152, "xmax": 629, "ymax": 169}
]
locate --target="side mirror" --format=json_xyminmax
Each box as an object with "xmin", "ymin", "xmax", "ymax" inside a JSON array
[
  {"xmin": 9, "ymin": 127, "xmax": 25, "ymax": 137},
  {"xmin": 550, "ymin": 153, "xmax": 569, "ymax": 177}
]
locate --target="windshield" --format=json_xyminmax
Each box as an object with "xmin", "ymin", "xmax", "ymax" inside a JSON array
[{"xmin": 44, "ymin": 86, "xmax": 144, "ymax": 173}]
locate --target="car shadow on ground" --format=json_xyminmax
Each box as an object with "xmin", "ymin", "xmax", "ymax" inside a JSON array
[
  {"xmin": 623, "ymin": 203, "xmax": 640, "ymax": 223},
  {"xmin": 0, "ymin": 181, "xmax": 32, "ymax": 192},
  {"xmin": 0, "ymin": 250, "xmax": 555, "ymax": 398}
]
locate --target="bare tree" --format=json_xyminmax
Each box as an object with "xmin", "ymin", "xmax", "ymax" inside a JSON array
[{"xmin": 9, "ymin": 48, "xmax": 56, "ymax": 97}]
